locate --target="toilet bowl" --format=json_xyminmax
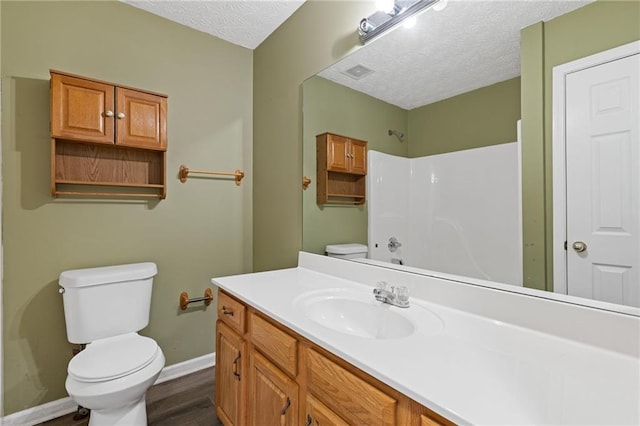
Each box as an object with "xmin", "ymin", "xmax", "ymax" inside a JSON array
[
  {"xmin": 65, "ymin": 333, "xmax": 165, "ymax": 425},
  {"xmin": 59, "ymin": 263, "xmax": 165, "ymax": 426}
]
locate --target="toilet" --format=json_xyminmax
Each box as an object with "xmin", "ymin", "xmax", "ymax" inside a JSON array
[
  {"xmin": 59, "ymin": 262, "xmax": 165, "ymax": 426},
  {"xmin": 325, "ymin": 243, "xmax": 368, "ymax": 260}
]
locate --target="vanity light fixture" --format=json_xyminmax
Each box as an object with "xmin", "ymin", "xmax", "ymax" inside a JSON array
[{"xmin": 358, "ymin": 0, "xmax": 441, "ymax": 44}]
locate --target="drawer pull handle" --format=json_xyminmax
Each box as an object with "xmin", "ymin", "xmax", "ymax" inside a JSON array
[
  {"xmin": 222, "ymin": 306, "xmax": 234, "ymax": 316},
  {"xmin": 305, "ymin": 414, "xmax": 313, "ymax": 426},
  {"xmin": 280, "ymin": 397, "xmax": 291, "ymax": 415},
  {"xmin": 232, "ymin": 352, "xmax": 241, "ymax": 380}
]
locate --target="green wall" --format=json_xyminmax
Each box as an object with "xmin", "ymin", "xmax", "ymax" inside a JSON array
[
  {"xmin": 253, "ymin": 1, "xmax": 374, "ymax": 272},
  {"xmin": 302, "ymin": 76, "xmax": 408, "ymax": 255},
  {"xmin": 520, "ymin": 0, "xmax": 640, "ymax": 291},
  {"xmin": 408, "ymin": 77, "xmax": 521, "ymax": 157},
  {"xmin": 1, "ymin": 1, "xmax": 253, "ymax": 414}
]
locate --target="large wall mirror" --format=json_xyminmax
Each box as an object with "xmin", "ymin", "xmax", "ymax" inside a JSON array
[{"xmin": 302, "ymin": 0, "xmax": 640, "ymax": 315}]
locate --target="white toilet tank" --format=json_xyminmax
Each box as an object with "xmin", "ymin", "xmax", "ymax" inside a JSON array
[
  {"xmin": 325, "ymin": 243, "xmax": 368, "ymax": 260},
  {"xmin": 59, "ymin": 262, "xmax": 158, "ymax": 344}
]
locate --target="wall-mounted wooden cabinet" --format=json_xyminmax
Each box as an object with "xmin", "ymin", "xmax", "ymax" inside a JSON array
[
  {"xmin": 215, "ymin": 289, "xmax": 454, "ymax": 426},
  {"xmin": 50, "ymin": 70, "xmax": 167, "ymax": 199},
  {"xmin": 316, "ymin": 132, "xmax": 367, "ymax": 205}
]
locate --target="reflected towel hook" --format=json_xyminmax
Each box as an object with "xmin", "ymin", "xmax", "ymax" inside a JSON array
[{"xmin": 388, "ymin": 129, "xmax": 405, "ymax": 142}]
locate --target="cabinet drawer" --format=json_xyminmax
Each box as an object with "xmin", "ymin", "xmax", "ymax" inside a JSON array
[
  {"xmin": 306, "ymin": 394, "xmax": 349, "ymax": 426},
  {"xmin": 306, "ymin": 347, "xmax": 397, "ymax": 426},
  {"xmin": 249, "ymin": 312, "xmax": 297, "ymax": 376},
  {"xmin": 217, "ymin": 291, "xmax": 246, "ymax": 333}
]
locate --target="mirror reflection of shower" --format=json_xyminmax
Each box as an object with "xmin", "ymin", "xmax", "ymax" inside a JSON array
[
  {"xmin": 388, "ymin": 129, "xmax": 405, "ymax": 142},
  {"xmin": 367, "ymin": 145, "xmax": 523, "ymax": 285}
]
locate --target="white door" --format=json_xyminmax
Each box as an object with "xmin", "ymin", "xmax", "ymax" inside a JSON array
[{"xmin": 565, "ymin": 53, "xmax": 639, "ymax": 307}]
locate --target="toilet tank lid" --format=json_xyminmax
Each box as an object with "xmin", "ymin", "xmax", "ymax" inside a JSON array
[
  {"xmin": 59, "ymin": 262, "xmax": 157, "ymax": 288},
  {"xmin": 325, "ymin": 243, "xmax": 368, "ymax": 255}
]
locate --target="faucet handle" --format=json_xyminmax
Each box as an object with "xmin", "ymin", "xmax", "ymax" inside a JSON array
[
  {"xmin": 395, "ymin": 286, "xmax": 409, "ymax": 302},
  {"xmin": 376, "ymin": 281, "xmax": 389, "ymax": 291}
]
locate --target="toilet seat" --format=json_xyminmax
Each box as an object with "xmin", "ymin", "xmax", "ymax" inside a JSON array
[{"xmin": 68, "ymin": 333, "xmax": 159, "ymax": 383}]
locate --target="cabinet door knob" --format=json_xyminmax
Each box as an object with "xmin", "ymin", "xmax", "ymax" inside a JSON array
[
  {"xmin": 116, "ymin": 112, "xmax": 126, "ymax": 119},
  {"xmin": 104, "ymin": 110, "xmax": 114, "ymax": 117}
]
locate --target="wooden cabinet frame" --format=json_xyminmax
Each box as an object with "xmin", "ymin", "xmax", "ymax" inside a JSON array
[
  {"xmin": 316, "ymin": 132, "xmax": 367, "ymax": 205},
  {"xmin": 50, "ymin": 70, "xmax": 167, "ymax": 199}
]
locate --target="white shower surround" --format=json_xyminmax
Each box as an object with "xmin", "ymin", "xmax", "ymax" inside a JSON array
[{"xmin": 368, "ymin": 143, "xmax": 522, "ymax": 286}]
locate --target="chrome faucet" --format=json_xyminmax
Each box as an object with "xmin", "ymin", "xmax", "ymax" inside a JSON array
[
  {"xmin": 373, "ymin": 281, "xmax": 410, "ymax": 308},
  {"xmin": 387, "ymin": 237, "xmax": 402, "ymax": 252}
]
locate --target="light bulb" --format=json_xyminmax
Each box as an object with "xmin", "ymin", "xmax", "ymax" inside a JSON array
[
  {"xmin": 376, "ymin": 0, "xmax": 395, "ymax": 14},
  {"xmin": 433, "ymin": 0, "xmax": 448, "ymax": 12},
  {"xmin": 403, "ymin": 16, "xmax": 417, "ymax": 29}
]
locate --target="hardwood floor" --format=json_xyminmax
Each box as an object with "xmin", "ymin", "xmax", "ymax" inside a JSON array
[{"xmin": 40, "ymin": 367, "xmax": 223, "ymax": 426}]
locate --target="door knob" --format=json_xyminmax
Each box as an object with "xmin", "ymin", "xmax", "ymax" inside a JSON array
[{"xmin": 572, "ymin": 241, "xmax": 587, "ymax": 253}]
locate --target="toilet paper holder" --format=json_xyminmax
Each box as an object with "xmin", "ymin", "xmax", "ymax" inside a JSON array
[{"xmin": 180, "ymin": 288, "xmax": 214, "ymax": 310}]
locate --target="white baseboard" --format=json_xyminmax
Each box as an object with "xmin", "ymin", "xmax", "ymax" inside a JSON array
[
  {"xmin": 2, "ymin": 352, "xmax": 216, "ymax": 426},
  {"xmin": 155, "ymin": 352, "xmax": 216, "ymax": 384},
  {"xmin": 2, "ymin": 397, "xmax": 77, "ymax": 426}
]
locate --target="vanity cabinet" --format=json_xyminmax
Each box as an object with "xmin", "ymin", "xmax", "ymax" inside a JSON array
[
  {"xmin": 50, "ymin": 70, "xmax": 167, "ymax": 198},
  {"xmin": 214, "ymin": 289, "xmax": 454, "ymax": 426},
  {"xmin": 248, "ymin": 350, "xmax": 298, "ymax": 425},
  {"xmin": 316, "ymin": 132, "xmax": 367, "ymax": 205},
  {"xmin": 215, "ymin": 321, "xmax": 246, "ymax": 425},
  {"xmin": 305, "ymin": 394, "xmax": 349, "ymax": 426},
  {"xmin": 305, "ymin": 346, "xmax": 400, "ymax": 425}
]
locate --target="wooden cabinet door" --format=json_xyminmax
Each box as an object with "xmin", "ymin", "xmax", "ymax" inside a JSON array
[
  {"xmin": 249, "ymin": 312, "xmax": 297, "ymax": 376},
  {"xmin": 115, "ymin": 87, "xmax": 167, "ymax": 150},
  {"xmin": 326, "ymin": 134, "xmax": 350, "ymax": 172},
  {"xmin": 248, "ymin": 350, "xmax": 298, "ymax": 426},
  {"xmin": 411, "ymin": 401, "xmax": 455, "ymax": 426},
  {"xmin": 305, "ymin": 394, "xmax": 349, "ymax": 426},
  {"xmin": 306, "ymin": 347, "xmax": 397, "ymax": 425},
  {"xmin": 215, "ymin": 321, "xmax": 246, "ymax": 426},
  {"xmin": 51, "ymin": 73, "xmax": 114, "ymax": 144},
  {"xmin": 349, "ymin": 138, "xmax": 368, "ymax": 175}
]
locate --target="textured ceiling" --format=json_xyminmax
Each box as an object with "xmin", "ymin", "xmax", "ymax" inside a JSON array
[
  {"xmin": 318, "ymin": 0, "xmax": 594, "ymax": 110},
  {"xmin": 122, "ymin": 0, "xmax": 306, "ymax": 50},
  {"xmin": 122, "ymin": 0, "xmax": 594, "ymax": 109}
]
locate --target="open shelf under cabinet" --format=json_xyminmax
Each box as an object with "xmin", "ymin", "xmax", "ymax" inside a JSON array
[{"xmin": 51, "ymin": 139, "xmax": 166, "ymax": 199}]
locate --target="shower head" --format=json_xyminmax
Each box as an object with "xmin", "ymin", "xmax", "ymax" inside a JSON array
[{"xmin": 388, "ymin": 129, "xmax": 404, "ymax": 142}]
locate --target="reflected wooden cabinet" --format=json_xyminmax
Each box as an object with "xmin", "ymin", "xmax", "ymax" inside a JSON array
[
  {"xmin": 50, "ymin": 70, "xmax": 167, "ymax": 198},
  {"xmin": 214, "ymin": 290, "xmax": 454, "ymax": 426},
  {"xmin": 323, "ymin": 133, "xmax": 367, "ymax": 175},
  {"xmin": 316, "ymin": 132, "xmax": 367, "ymax": 205}
]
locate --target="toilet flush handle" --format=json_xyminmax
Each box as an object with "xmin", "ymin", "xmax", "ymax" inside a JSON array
[{"xmin": 58, "ymin": 287, "xmax": 65, "ymax": 294}]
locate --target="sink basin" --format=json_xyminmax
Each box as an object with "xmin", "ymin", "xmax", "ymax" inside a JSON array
[{"xmin": 293, "ymin": 289, "xmax": 418, "ymax": 339}]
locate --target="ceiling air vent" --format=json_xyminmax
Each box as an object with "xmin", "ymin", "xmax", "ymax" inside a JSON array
[{"xmin": 342, "ymin": 64, "xmax": 374, "ymax": 80}]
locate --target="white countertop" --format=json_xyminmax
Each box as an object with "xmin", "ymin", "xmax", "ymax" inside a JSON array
[{"xmin": 212, "ymin": 253, "xmax": 640, "ymax": 425}]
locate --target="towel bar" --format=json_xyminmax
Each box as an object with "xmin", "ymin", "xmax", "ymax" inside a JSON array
[{"xmin": 180, "ymin": 288, "xmax": 214, "ymax": 310}]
